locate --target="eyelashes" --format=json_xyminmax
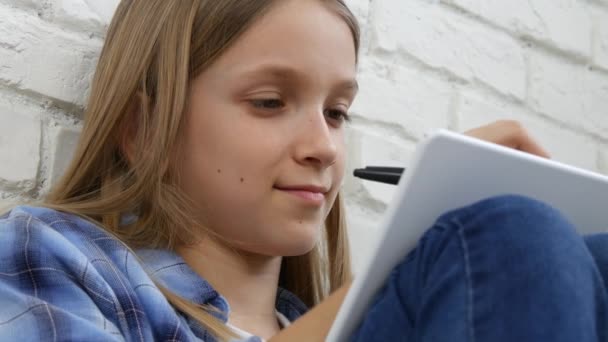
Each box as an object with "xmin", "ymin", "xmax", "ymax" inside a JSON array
[
  {"xmin": 250, "ymin": 98, "xmax": 284, "ymax": 110},
  {"xmin": 248, "ymin": 98, "xmax": 351, "ymax": 124},
  {"xmin": 324, "ymin": 108, "xmax": 351, "ymax": 123}
]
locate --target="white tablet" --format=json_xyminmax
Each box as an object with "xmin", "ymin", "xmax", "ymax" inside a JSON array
[{"xmin": 328, "ymin": 129, "xmax": 608, "ymax": 341}]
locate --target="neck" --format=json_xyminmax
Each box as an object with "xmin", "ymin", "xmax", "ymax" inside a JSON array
[{"xmin": 177, "ymin": 238, "xmax": 283, "ymax": 338}]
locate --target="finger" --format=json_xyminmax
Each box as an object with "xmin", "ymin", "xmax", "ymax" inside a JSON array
[
  {"xmin": 464, "ymin": 120, "xmax": 551, "ymax": 159},
  {"xmin": 511, "ymin": 129, "xmax": 551, "ymax": 159},
  {"xmin": 499, "ymin": 122, "xmax": 551, "ymax": 158}
]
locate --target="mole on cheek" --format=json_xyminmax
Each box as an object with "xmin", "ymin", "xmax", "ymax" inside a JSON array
[
  {"xmin": 217, "ymin": 169, "xmax": 222, "ymax": 174},
  {"xmin": 240, "ymin": 177, "xmax": 245, "ymax": 183}
]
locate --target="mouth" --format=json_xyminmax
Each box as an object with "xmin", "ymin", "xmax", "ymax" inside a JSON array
[{"xmin": 274, "ymin": 185, "xmax": 329, "ymax": 206}]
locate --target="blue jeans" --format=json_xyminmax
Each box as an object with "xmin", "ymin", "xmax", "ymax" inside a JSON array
[{"xmin": 350, "ymin": 195, "xmax": 608, "ymax": 341}]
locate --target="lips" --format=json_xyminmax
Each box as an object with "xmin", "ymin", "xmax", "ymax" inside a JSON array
[
  {"xmin": 274, "ymin": 185, "xmax": 329, "ymax": 193},
  {"xmin": 274, "ymin": 184, "xmax": 329, "ymax": 205}
]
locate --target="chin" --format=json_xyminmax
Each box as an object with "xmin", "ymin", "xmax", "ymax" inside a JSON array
[
  {"xmin": 255, "ymin": 226, "xmax": 321, "ymax": 257},
  {"xmin": 279, "ymin": 239, "xmax": 319, "ymax": 257}
]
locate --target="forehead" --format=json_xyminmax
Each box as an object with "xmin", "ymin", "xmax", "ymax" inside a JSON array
[{"xmin": 205, "ymin": 0, "xmax": 357, "ymax": 82}]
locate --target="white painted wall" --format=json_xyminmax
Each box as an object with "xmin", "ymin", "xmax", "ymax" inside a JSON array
[{"xmin": 1, "ymin": 0, "xmax": 607, "ymax": 272}]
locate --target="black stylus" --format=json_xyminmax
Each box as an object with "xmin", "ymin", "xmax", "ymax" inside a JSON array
[{"xmin": 353, "ymin": 166, "xmax": 405, "ymax": 185}]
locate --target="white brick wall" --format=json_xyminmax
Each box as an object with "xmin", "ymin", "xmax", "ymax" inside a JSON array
[
  {"xmin": 0, "ymin": 109, "xmax": 40, "ymax": 190},
  {"xmin": 596, "ymin": 10, "xmax": 608, "ymax": 69},
  {"xmin": 1, "ymin": 0, "xmax": 608, "ymax": 273},
  {"xmin": 371, "ymin": 0, "xmax": 528, "ymax": 99},
  {"xmin": 445, "ymin": 0, "xmax": 593, "ymax": 57}
]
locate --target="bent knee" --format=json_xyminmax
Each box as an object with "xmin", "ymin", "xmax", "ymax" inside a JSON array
[{"xmin": 439, "ymin": 194, "xmax": 582, "ymax": 260}]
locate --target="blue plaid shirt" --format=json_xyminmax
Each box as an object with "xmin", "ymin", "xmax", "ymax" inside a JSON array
[{"xmin": 0, "ymin": 206, "xmax": 308, "ymax": 341}]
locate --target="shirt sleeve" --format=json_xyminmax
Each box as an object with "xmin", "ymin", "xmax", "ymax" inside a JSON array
[{"xmin": 0, "ymin": 213, "xmax": 125, "ymax": 341}]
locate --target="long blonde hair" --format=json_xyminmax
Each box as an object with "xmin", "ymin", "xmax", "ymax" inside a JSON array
[{"xmin": 43, "ymin": 0, "xmax": 360, "ymax": 340}]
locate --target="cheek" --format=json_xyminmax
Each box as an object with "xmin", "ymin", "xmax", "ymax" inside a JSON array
[
  {"xmin": 324, "ymin": 142, "xmax": 346, "ymax": 213},
  {"xmin": 177, "ymin": 110, "xmax": 286, "ymax": 220},
  {"xmin": 179, "ymin": 134, "xmax": 265, "ymax": 206},
  {"xmin": 334, "ymin": 135, "xmax": 347, "ymax": 180}
]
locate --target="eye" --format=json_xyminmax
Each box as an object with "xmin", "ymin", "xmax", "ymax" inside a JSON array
[
  {"xmin": 324, "ymin": 108, "xmax": 351, "ymax": 124},
  {"xmin": 250, "ymin": 99, "xmax": 285, "ymax": 110}
]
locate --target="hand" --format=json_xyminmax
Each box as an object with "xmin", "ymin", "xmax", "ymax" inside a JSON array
[{"xmin": 464, "ymin": 120, "xmax": 551, "ymax": 159}]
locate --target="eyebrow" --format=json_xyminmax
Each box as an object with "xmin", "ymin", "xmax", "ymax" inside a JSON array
[{"xmin": 238, "ymin": 64, "xmax": 359, "ymax": 93}]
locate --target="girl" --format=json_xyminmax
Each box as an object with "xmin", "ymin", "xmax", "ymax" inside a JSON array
[{"xmin": 1, "ymin": 0, "xmax": 606, "ymax": 341}]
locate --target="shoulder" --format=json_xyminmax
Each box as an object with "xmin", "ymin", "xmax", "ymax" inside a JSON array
[
  {"xmin": 0, "ymin": 205, "xmax": 139, "ymax": 290},
  {"xmin": 0, "ymin": 205, "xmax": 130, "ymax": 271},
  {"xmin": 1, "ymin": 205, "xmax": 110, "ymax": 248},
  {"xmin": 0, "ymin": 206, "xmax": 160, "ymax": 340},
  {"xmin": 0, "ymin": 205, "xmax": 155, "ymax": 286}
]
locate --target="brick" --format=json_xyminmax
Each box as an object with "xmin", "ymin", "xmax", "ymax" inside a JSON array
[
  {"xmin": 0, "ymin": 5, "xmax": 101, "ymax": 106},
  {"xmin": 350, "ymin": 58, "xmax": 453, "ymax": 140},
  {"xmin": 528, "ymin": 50, "xmax": 608, "ymax": 137},
  {"xmin": 446, "ymin": 0, "xmax": 592, "ymax": 56},
  {"xmin": 49, "ymin": 125, "xmax": 81, "ymax": 185},
  {"xmin": 79, "ymin": 0, "xmax": 119, "ymax": 24},
  {"xmin": 456, "ymin": 89, "xmax": 599, "ymax": 171},
  {"xmin": 47, "ymin": 0, "xmax": 120, "ymax": 33},
  {"xmin": 0, "ymin": 0, "xmax": 39, "ymax": 12},
  {"xmin": 49, "ymin": 0, "xmax": 106, "ymax": 34},
  {"xmin": 345, "ymin": 126, "xmax": 415, "ymax": 205},
  {"xmin": 0, "ymin": 108, "xmax": 41, "ymax": 189},
  {"xmin": 594, "ymin": 9, "xmax": 608, "ymax": 70},
  {"xmin": 369, "ymin": 0, "xmax": 526, "ymax": 99}
]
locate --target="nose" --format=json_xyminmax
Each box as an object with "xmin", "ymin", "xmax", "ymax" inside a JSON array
[{"xmin": 293, "ymin": 110, "xmax": 339, "ymax": 169}]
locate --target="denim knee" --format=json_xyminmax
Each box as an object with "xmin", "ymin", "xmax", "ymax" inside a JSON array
[
  {"xmin": 435, "ymin": 194, "xmax": 586, "ymax": 272},
  {"xmin": 440, "ymin": 194, "xmax": 576, "ymax": 238}
]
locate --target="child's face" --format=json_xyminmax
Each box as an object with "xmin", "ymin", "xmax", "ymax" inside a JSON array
[{"xmin": 179, "ymin": 0, "xmax": 357, "ymax": 256}]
